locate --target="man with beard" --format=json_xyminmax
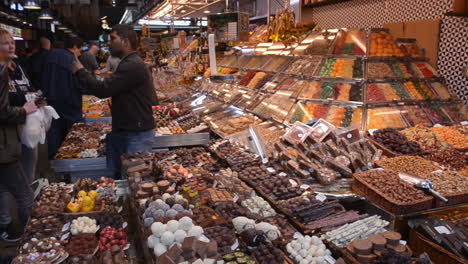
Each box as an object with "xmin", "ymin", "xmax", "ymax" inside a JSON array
[{"xmin": 72, "ymin": 25, "xmax": 158, "ymax": 177}]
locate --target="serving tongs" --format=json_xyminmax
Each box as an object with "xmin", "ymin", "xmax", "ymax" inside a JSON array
[{"xmin": 398, "ymin": 172, "xmax": 448, "ymax": 203}]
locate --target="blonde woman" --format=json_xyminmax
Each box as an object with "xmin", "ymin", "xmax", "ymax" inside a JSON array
[{"xmin": 0, "ymin": 29, "xmax": 36, "ymax": 242}]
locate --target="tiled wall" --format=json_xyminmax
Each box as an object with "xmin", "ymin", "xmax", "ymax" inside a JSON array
[{"xmin": 302, "ymin": 0, "xmax": 467, "ymax": 103}]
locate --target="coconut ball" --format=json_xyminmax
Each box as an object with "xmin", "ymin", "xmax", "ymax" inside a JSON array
[
  {"xmin": 178, "ymin": 216, "xmax": 193, "ymax": 231},
  {"xmin": 147, "ymin": 235, "xmax": 159, "ymax": 249},
  {"xmin": 187, "ymin": 226, "xmax": 203, "ymax": 238},
  {"xmin": 295, "ymin": 255, "xmax": 303, "ymax": 263},
  {"xmin": 154, "ymin": 243, "xmax": 167, "ymax": 257},
  {"xmin": 155, "ymin": 199, "xmax": 165, "ymax": 206},
  {"xmin": 154, "ymin": 209, "xmax": 166, "ymax": 218},
  {"xmin": 174, "ymin": 194, "xmax": 185, "ymax": 202},
  {"xmin": 293, "ymin": 241, "xmax": 302, "ymax": 252},
  {"xmin": 286, "ymin": 243, "xmax": 293, "ymax": 253},
  {"xmin": 300, "ymin": 259, "xmax": 309, "ymax": 264},
  {"xmin": 174, "ymin": 229, "xmax": 187, "ymax": 243},
  {"xmin": 166, "ymin": 220, "xmax": 180, "ymax": 233},
  {"xmin": 161, "ymin": 203, "xmax": 171, "ymax": 211},
  {"xmin": 161, "ymin": 231, "xmax": 175, "ymax": 247},
  {"xmin": 165, "ymin": 209, "xmax": 178, "ymax": 218},
  {"xmin": 162, "ymin": 193, "xmax": 171, "ymax": 201},
  {"xmin": 144, "ymin": 218, "xmax": 154, "ymax": 227},
  {"xmin": 316, "ymin": 256, "xmax": 325, "ymax": 264},
  {"xmin": 151, "ymin": 222, "xmax": 166, "ymax": 237},
  {"xmin": 172, "ymin": 204, "xmax": 185, "ymax": 212},
  {"xmin": 311, "ymin": 236, "xmax": 321, "ymax": 245}
]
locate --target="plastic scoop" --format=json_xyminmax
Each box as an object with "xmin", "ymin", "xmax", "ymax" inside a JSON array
[{"xmin": 398, "ymin": 171, "xmax": 448, "ymax": 203}]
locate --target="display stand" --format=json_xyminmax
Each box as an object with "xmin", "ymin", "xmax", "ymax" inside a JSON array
[
  {"xmin": 153, "ymin": 132, "xmax": 210, "ymax": 149},
  {"xmin": 84, "ymin": 117, "xmax": 112, "ymax": 124},
  {"xmin": 51, "ymin": 158, "xmax": 114, "ymax": 182}
]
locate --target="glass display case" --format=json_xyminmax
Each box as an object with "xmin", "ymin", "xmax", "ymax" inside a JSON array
[{"xmin": 208, "ymin": 28, "xmax": 466, "ymax": 132}]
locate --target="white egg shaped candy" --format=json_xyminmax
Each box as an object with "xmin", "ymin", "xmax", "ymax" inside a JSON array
[
  {"xmin": 178, "ymin": 216, "xmax": 193, "ymax": 231},
  {"xmin": 188, "ymin": 226, "xmax": 204, "ymax": 238},
  {"xmin": 151, "ymin": 222, "xmax": 166, "ymax": 237},
  {"xmin": 295, "ymin": 255, "xmax": 303, "ymax": 263},
  {"xmin": 154, "ymin": 243, "xmax": 167, "ymax": 257},
  {"xmin": 299, "ymin": 249, "xmax": 308, "ymax": 258},
  {"xmin": 166, "ymin": 220, "xmax": 180, "ymax": 233},
  {"xmin": 300, "ymin": 259, "xmax": 309, "ymax": 264},
  {"xmin": 161, "ymin": 231, "xmax": 175, "ymax": 246},
  {"xmin": 174, "ymin": 229, "xmax": 187, "ymax": 243},
  {"xmin": 147, "ymin": 235, "xmax": 159, "ymax": 249},
  {"xmin": 316, "ymin": 256, "xmax": 325, "ymax": 264}
]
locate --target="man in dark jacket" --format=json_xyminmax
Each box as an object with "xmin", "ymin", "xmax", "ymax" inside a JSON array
[
  {"xmin": 42, "ymin": 37, "xmax": 84, "ymax": 159},
  {"xmin": 72, "ymin": 25, "xmax": 157, "ymax": 177},
  {"xmin": 28, "ymin": 36, "xmax": 51, "ymax": 90},
  {"xmin": 0, "ymin": 58, "xmax": 35, "ymax": 241}
]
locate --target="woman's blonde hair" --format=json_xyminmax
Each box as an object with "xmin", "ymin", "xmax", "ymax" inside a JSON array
[{"xmin": 0, "ymin": 29, "xmax": 13, "ymax": 41}]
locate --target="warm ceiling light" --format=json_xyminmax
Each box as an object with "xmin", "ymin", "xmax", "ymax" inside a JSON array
[
  {"xmin": 58, "ymin": 26, "xmax": 67, "ymax": 30},
  {"xmin": 39, "ymin": 8, "xmax": 53, "ymax": 20},
  {"xmin": 203, "ymin": 10, "xmax": 210, "ymax": 13},
  {"xmin": 181, "ymin": 10, "xmax": 186, "ymax": 13},
  {"xmin": 24, "ymin": 0, "xmax": 41, "ymax": 9}
]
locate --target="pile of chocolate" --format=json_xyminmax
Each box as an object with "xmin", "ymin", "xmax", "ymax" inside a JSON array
[
  {"xmin": 346, "ymin": 231, "xmax": 412, "ymax": 264},
  {"xmin": 157, "ymin": 237, "xmax": 219, "ymax": 263},
  {"xmin": 372, "ymin": 128, "xmax": 423, "ymax": 155}
]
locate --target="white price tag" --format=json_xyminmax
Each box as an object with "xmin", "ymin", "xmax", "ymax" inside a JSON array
[
  {"xmin": 324, "ymin": 255, "xmax": 336, "ymax": 264},
  {"xmin": 368, "ymin": 129, "xmax": 378, "ymax": 136},
  {"xmin": 170, "ymin": 183, "xmax": 177, "ymax": 189},
  {"xmin": 267, "ymin": 167, "xmax": 276, "ymax": 173},
  {"xmin": 399, "ymin": 240, "xmax": 407, "ymax": 245},
  {"xmin": 432, "ymin": 170, "xmax": 443, "ymax": 174},
  {"xmin": 293, "ymin": 232, "xmax": 303, "ymax": 239},
  {"xmin": 123, "ymin": 243, "xmax": 130, "ymax": 250},
  {"xmin": 278, "ymin": 172, "xmax": 287, "ymax": 177},
  {"xmin": 268, "ymin": 126, "xmax": 278, "ymax": 131},
  {"xmin": 315, "ymin": 193, "xmax": 327, "ymax": 202},
  {"xmin": 197, "ymin": 162, "xmax": 205, "ymax": 167},
  {"xmin": 233, "ymin": 195, "xmax": 239, "ymax": 203},
  {"xmin": 231, "ymin": 239, "xmax": 239, "ymax": 250},
  {"xmin": 95, "ymin": 225, "xmax": 100, "ymax": 232},
  {"xmin": 200, "ymin": 235, "xmax": 210, "ymax": 243},
  {"xmin": 250, "ymin": 191, "xmax": 256, "ymax": 198},
  {"xmin": 434, "ymin": 226, "xmax": 451, "ymax": 235},
  {"xmin": 170, "ymin": 154, "xmax": 177, "ymax": 159},
  {"xmin": 62, "ymin": 222, "xmax": 70, "ymax": 232},
  {"xmin": 212, "ymin": 180, "xmax": 218, "ymax": 188},
  {"xmin": 60, "ymin": 232, "xmax": 70, "ymax": 241},
  {"xmin": 118, "ymin": 206, "xmax": 123, "ymax": 213},
  {"xmin": 122, "ymin": 222, "xmax": 128, "ymax": 229},
  {"xmin": 289, "ymin": 179, "xmax": 298, "ymax": 187},
  {"xmin": 300, "ymin": 184, "xmax": 310, "ymax": 190},
  {"xmin": 461, "ymin": 121, "xmax": 468, "ymax": 126}
]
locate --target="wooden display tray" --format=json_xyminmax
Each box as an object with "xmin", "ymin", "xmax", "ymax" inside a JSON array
[
  {"xmin": 352, "ymin": 173, "xmax": 434, "ymax": 215},
  {"xmin": 408, "ymin": 229, "xmax": 465, "ymax": 264}
]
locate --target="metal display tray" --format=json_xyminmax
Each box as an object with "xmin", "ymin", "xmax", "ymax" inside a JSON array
[
  {"xmin": 51, "ymin": 157, "xmax": 107, "ymax": 172},
  {"xmin": 153, "ymin": 132, "xmax": 210, "ymax": 148},
  {"xmin": 84, "ymin": 117, "xmax": 112, "ymax": 124}
]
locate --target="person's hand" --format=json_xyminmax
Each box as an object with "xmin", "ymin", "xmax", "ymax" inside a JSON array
[
  {"xmin": 71, "ymin": 56, "xmax": 84, "ymax": 73},
  {"xmin": 94, "ymin": 69, "xmax": 101, "ymax": 75},
  {"xmin": 23, "ymin": 101, "xmax": 38, "ymax": 114}
]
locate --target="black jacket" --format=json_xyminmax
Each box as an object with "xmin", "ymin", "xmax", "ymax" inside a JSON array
[
  {"xmin": 76, "ymin": 52, "xmax": 157, "ymax": 131},
  {"xmin": 42, "ymin": 49, "xmax": 83, "ymax": 122},
  {"xmin": 0, "ymin": 64, "xmax": 26, "ymax": 163}
]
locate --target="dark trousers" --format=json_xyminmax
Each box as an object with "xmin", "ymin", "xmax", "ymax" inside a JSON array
[
  {"xmin": 47, "ymin": 118, "xmax": 76, "ymax": 160},
  {"xmin": 0, "ymin": 162, "xmax": 33, "ymax": 229},
  {"xmin": 106, "ymin": 129, "xmax": 154, "ymax": 177}
]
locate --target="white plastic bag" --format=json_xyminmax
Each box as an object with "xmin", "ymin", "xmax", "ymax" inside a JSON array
[{"xmin": 20, "ymin": 106, "xmax": 59, "ymax": 148}]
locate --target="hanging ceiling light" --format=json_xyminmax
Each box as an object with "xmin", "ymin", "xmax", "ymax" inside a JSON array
[
  {"xmin": 24, "ymin": 0, "xmax": 41, "ymax": 10},
  {"xmin": 39, "ymin": 1, "xmax": 53, "ymax": 20},
  {"xmin": 39, "ymin": 8, "xmax": 53, "ymax": 19}
]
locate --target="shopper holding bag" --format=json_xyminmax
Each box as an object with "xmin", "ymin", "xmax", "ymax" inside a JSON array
[
  {"xmin": 0, "ymin": 29, "xmax": 38, "ymax": 241},
  {"xmin": 0, "ymin": 39, "xmax": 35, "ymax": 242}
]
